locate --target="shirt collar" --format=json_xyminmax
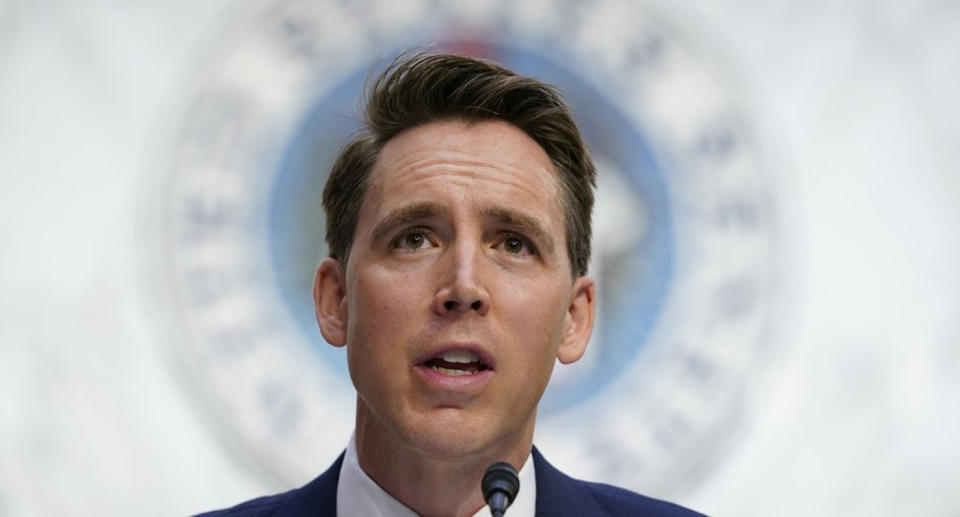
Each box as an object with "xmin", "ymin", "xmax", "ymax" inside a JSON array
[{"xmin": 336, "ymin": 433, "xmax": 536, "ymax": 517}]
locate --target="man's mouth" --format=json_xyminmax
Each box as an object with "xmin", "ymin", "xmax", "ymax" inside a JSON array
[{"xmin": 420, "ymin": 349, "xmax": 491, "ymax": 376}]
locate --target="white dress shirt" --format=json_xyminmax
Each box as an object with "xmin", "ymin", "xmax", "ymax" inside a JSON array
[{"xmin": 336, "ymin": 434, "xmax": 536, "ymax": 517}]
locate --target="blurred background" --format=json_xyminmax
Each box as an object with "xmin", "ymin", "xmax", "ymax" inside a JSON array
[{"xmin": 1, "ymin": 0, "xmax": 958, "ymax": 515}]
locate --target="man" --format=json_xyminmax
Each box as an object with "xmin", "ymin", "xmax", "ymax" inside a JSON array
[{"xmin": 200, "ymin": 52, "xmax": 703, "ymax": 516}]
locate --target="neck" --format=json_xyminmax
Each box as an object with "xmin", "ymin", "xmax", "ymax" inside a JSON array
[{"xmin": 353, "ymin": 401, "xmax": 534, "ymax": 517}]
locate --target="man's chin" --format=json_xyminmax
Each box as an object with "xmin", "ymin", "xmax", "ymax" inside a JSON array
[
  {"xmin": 398, "ymin": 410, "xmax": 532, "ymax": 464},
  {"xmin": 413, "ymin": 421, "xmax": 485, "ymax": 454}
]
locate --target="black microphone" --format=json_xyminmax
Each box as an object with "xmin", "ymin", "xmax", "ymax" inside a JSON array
[{"xmin": 482, "ymin": 461, "xmax": 520, "ymax": 517}]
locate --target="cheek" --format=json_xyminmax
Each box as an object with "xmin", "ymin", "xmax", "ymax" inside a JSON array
[
  {"xmin": 498, "ymin": 276, "xmax": 570, "ymax": 357},
  {"xmin": 348, "ymin": 267, "xmax": 417, "ymax": 324},
  {"xmin": 344, "ymin": 281, "xmax": 413, "ymax": 402},
  {"xmin": 345, "ymin": 266, "xmax": 425, "ymax": 363}
]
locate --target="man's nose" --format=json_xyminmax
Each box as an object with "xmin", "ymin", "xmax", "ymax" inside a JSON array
[{"xmin": 433, "ymin": 242, "xmax": 490, "ymax": 316}]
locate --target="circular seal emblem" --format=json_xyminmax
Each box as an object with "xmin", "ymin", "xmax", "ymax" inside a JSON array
[{"xmin": 143, "ymin": 0, "xmax": 780, "ymax": 495}]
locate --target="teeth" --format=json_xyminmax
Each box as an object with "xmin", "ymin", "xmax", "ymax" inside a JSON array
[
  {"xmin": 431, "ymin": 365, "xmax": 473, "ymax": 376},
  {"xmin": 440, "ymin": 349, "xmax": 479, "ymax": 364}
]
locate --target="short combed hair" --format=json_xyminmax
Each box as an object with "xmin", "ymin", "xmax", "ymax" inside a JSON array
[{"xmin": 322, "ymin": 52, "xmax": 597, "ymax": 277}]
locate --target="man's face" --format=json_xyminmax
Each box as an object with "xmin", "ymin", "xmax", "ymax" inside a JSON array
[{"xmin": 315, "ymin": 120, "xmax": 595, "ymax": 459}]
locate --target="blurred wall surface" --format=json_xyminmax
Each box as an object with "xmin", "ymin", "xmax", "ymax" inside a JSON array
[{"xmin": 1, "ymin": 1, "xmax": 958, "ymax": 516}]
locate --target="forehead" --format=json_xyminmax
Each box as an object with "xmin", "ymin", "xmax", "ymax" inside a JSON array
[{"xmin": 362, "ymin": 120, "xmax": 564, "ymax": 222}]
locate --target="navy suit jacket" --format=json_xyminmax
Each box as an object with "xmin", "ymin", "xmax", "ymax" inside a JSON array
[{"xmin": 197, "ymin": 447, "xmax": 704, "ymax": 516}]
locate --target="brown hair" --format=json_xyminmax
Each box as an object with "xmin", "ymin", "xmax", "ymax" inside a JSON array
[{"xmin": 322, "ymin": 52, "xmax": 596, "ymax": 277}]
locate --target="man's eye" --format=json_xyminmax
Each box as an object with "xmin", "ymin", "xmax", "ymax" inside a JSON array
[
  {"xmin": 504, "ymin": 237, "xmax": 524, "ymax": 253},
  {"xmin": 394, "ymin": 229, "xmax": 434, "ymax": 250},
  {"xmin": 499, "ymin": 234, "xmax": 536, "ymax": 255},
  {"xmin": 404, "ymin": 233, "xmax": 425, "ymax": 248}
]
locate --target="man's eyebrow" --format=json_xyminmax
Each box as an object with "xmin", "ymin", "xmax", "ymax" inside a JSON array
[
  {"xmin": 482, "ymin": 206, "xmax": 555, "ymax": 252},
  {"xmin": 371, "ymin": 202, "xmax": 446, "ymax": 243}
]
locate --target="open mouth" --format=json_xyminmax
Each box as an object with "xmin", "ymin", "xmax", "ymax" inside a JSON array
[{"xmin": 420, "ymin": 349, "xmax": 491, "ymax": 376}]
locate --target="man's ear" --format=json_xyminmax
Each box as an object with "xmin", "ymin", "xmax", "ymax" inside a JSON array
[
  {"xmin": 557, "ymin": 276, "xmax": 596, "ymax": 364},
  {"xmin": 313, "ymin": 257, "xmax": 348, "ymax": 347}
]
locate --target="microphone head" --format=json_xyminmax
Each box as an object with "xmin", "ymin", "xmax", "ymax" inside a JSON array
[{"xmin": 482, "ymin": 461, "xmax": 520, "ymax": 510}]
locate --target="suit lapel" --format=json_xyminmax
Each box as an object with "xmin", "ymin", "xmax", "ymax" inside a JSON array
[
  {"xmin": 279, "ymin": 452, "xmax": 344, "ymax": 517},
  {"xmin": 532, "ymin": 447, "xmax": 607, "ymax": 517}
]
